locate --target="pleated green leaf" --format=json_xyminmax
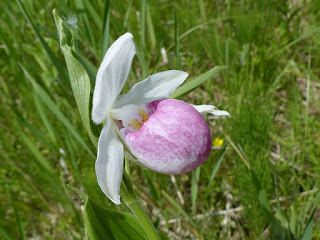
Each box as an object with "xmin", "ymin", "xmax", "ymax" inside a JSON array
[
  {"xmin": 84, "ymin": 198, "xmax": 148, "ymax": 240},
  {"xmin": 53, "ymin": 10, "xmax": 97, "ymax": 145},
  {"xmin": 301, "ymin": 191, "xmax": 320, "ymax": 240}
]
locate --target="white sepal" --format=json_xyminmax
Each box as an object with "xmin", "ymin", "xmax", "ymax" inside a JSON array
[
  {"xmin": 95, "ymin": 117, "xmax": 124, "ymax": 205},
  {"xmin": 113, "ymin": 70, "xmax": 188, "ymax": 108},
  {"xmin": 92, "ymin": 33, "xmax": 136, "ymax": 124},
  {"xmin": 192, "ymin": 104, "xmax": 230, "ymax": 116}
]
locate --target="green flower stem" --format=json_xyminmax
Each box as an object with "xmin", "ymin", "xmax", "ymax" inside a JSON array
[{"xmin": 121, "ymin": 171, "xmax": 161, "ymax": 240}]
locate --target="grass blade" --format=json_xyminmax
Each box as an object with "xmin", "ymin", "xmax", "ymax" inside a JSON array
[
  {"xmin": 146, "ymin": 4, "xmax": 156, "ymax": 49},
  {"xmin": 101, "ymin": 0, "xmax": 110, "ymax": 58},
  {"xmin": 74, "ymin": 0, "xmax": 95, "ymax": 47},
  {"xmin": 15, "ymin": 126, "xmax": 55, "ymax": 174},
  {"xmin": 140, "ymin": 0, "xmax": 147, "ymax": 79},
  {"xmin": 170, "ymin": 66, "xmax": 227, "ymax": 99},
  {"xmin": 5, "ymin": 179, "xmax": 26, "ymax": 240},
  {"xmin": 33, "ymin": 93, "xmax": 57, "ymax": 145},
  {"xmin": 15, "ymin": 0, "xmax": 68, "ymax": 83},
  {"xmin": 0, "ymin": 224, "xmax": 12, "ymax": 240},
  {"xmin": 191, "ymin": 167, "xmax": 200, "ymax": 213},
  {"xmin": 83, "ymin": 1, "xmax": 103, "ymax": 31},
  {"xmin": 20, "ymin": 65, "xmax": 95, "ymax": 158},
  {"xmin": 174, "ymin": 10, "xmax": 180, "ymax": 69},
  {"xmin": 207, "ymin": 147, "xmax": 225, "ymax": 190}
]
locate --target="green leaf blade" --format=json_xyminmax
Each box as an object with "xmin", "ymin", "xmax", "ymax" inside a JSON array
[
  {"xmin": 84, "ymin": 198, "xmax": 148, "ymax": 240},
  {"xmin": 53, "ymin": 10, "xmax": 97, "ymax": 145},
  {"xmin": 301, "ymin": 191, "xmax": 320, "ymax": 240},
  {"xmin": 170, "ymin": 66, "xmax": 227, "ymax": 99}
]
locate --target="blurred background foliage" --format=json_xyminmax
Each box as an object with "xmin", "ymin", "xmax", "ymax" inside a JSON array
[{"xmin": 1, "ymin": 0, "xmax": 320, "ymax": 239}]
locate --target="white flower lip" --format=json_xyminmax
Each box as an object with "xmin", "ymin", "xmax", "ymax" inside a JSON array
[{"xmin": 92, "ymin": 32, "xmax": 229, "ymax": 204}]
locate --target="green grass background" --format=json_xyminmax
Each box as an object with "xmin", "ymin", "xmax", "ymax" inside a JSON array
[{"xmin": 1, "ymin": 0, "xmax": 320, "ymax": 239}]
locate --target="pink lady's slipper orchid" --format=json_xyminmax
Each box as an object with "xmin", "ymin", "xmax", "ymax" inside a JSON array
[{"xmin": 92, "ymin": 33, "xmax": 229, "ymax": 204}]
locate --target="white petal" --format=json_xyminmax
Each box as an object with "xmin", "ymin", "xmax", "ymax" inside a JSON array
[
  {"xmin": 92, "ymin": 33, "xmax": 136, "ymax": 124},
  {"xmin": 192, "ymin": 104, "xmax": 230, "ymax": 116},
  {"xmin": 95, "ymin": 117, "xmax": 124, "ymax": 204},
  {"xmin": 113, "ymin": 70, "xmax": 188, "ymax": 108}
]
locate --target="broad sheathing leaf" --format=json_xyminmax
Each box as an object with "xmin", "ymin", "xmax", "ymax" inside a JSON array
[
  {"xmin": 84, "ymin": 198, "xmax": 148, "ymax": 240},
  {"xmin": 170, "ymin": 66, "xmax": 227, "ymax": 99},
  {"xmin": 301, "ymin": 191, "xmax": 320, "ymax": 240},
  {"xmin": 53, "ymin": 10, "xmax": 97, "ymax": 143}
]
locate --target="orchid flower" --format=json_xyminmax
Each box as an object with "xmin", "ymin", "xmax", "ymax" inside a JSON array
[{"xmin": 92, "ymin": 33, "xmax": 229, "ymax": 204}]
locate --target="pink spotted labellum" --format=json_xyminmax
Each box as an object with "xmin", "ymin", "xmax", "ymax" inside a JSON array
[{"xmin": 92, "ymin": 33, "xmax": 229, "ymax": 204}]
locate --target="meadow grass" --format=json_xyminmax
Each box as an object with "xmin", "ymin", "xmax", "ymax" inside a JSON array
[{"xmin": 1, "ymin": 0, "xmax": 320, "ymax": 239}]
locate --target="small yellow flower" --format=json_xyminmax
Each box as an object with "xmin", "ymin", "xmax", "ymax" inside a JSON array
[{"xmin": 213, "ymin": 138, "xmax": 224, "ymax": 147}]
